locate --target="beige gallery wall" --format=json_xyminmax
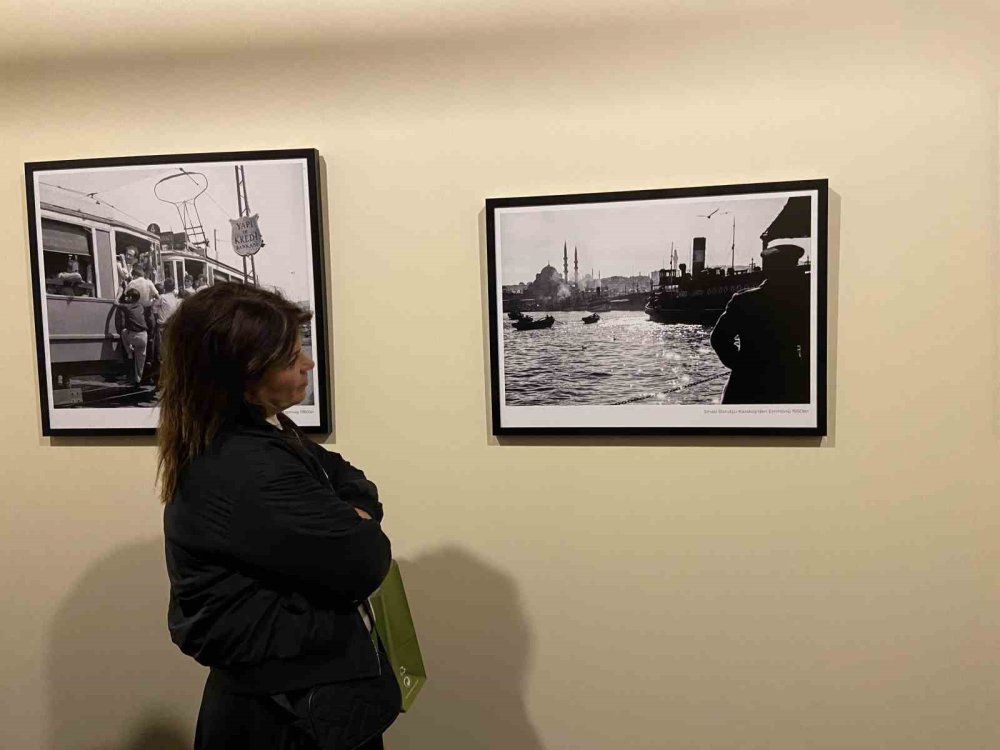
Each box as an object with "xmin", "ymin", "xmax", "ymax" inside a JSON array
[{"xmin": 2, "ymin": 2, "xmax": 1000, "ymax": 748}]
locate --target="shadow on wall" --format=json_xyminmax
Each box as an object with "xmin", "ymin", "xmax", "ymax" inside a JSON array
[
  {"xmin": 48, "ymin": 541, "xmax": 543, "ymax": 749},
  {"xmin": 385, "ymin": 546, "xmax": 545, "ymax": 750},
  {"xmin": 47, "ymin": 538, "xmax": 204, "ymax": 750}
]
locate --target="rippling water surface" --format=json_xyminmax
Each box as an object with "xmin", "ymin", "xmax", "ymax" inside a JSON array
[{"xmin": 503, "ymin": 311, "xmax": 729, "ymax": 406}]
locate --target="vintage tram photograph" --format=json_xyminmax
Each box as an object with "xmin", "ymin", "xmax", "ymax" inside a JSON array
[{"xmin": 25, "ymin": 149, "xmax": 328, "ymax": 435}]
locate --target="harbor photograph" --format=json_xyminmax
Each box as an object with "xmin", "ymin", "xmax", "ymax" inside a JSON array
[
  {"xmin": 486, "ymin": 180, "xmax": 827, "ymax": 434},
  {"xmin": 25, "ymin": 150, "xmax": 327, "ymax": 434}
]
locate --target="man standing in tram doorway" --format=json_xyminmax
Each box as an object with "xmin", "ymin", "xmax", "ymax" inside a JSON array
[
  {"xmin": 125, "ymin": 265, "xmax": 160, "ymax": 384},
  {"xmin": 710, "ymin": 243, "xmax": 810, "ymax": 404},
  {"xmin": 113, "ymin": 288, "xmax": 149, "ymax": 386}
]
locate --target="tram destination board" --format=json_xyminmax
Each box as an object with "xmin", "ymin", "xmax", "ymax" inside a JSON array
[{"xmin": 24, "ymin": 148, "xmax": 330, "ymax": 436}]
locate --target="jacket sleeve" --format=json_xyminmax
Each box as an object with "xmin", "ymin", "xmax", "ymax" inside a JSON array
[
  {"xmin": 710, "ymin": 295, "xmax": 742, "ymax": 370},
  {"xmin": 166, "ymin": 548, "xmax": 365, "ymax": 667},
  {"xmin": 229, "ymin": 446, "xmax": 391, "ymax": 604},
  {"xmin": 305, "ymin": 441, "xmax": 384, "ymax": 522}
]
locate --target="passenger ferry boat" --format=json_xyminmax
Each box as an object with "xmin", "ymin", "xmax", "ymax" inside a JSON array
[
  {"xmin": 644, "ymin": 264, "xmax": 780, "ymax": 324},
  {"xmin": 644, "ymin": 196, "xmax": 812, "ymax": 325}
]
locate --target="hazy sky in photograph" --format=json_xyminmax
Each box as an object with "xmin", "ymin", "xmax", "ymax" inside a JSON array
[{"xmin": 496, "ymin": 194, "xmax": 813, "ymax": 286}]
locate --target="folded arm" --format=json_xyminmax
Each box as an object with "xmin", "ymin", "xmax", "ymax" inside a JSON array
[
  {"xmin": 304, "ymin": 441, "xmax": 384, "ymax": 522},
  {"xmin": 230, "ymin": 447, "xmax": 391, "ymax": 603}
]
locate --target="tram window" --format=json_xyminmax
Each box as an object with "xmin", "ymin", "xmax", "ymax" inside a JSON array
[
  {"xmin": 116, "ymin": 236, "xmax": 156, "ymax": 285},
  {"xmin": 42, "ymin": 220, "xmax": 94, "ymax": 297},
  {"xmin": 184, "ymin": 260, "xmax": 207, "ymax": 292}
]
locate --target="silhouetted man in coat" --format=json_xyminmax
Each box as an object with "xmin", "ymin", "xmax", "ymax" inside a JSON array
[{"xmin": 710, "ymin": 243, "xmax": 810, "ymax": 404}]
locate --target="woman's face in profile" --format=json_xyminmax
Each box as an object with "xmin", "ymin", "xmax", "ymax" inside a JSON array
[{"xmin": 252, "ymin": 337, "xmax": 315, "ymax": 415}]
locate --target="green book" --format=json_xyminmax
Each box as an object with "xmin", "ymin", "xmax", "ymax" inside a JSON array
[{"xmin": 369, "ymin": 560, "xmax": 427, "ymax": 712}]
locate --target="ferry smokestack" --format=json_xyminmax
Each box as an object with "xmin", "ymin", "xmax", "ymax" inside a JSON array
[{"xmin": 692, "ymin": 237, "xmax": 706, "ymax": 276}]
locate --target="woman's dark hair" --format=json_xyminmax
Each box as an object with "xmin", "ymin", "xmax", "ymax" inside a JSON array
[{"xmin": 157, "ymin": 282, "xmax": 311, "ymax": 504}]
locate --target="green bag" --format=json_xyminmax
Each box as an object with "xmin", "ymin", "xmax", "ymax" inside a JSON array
[{"xmin": 368, "ymin": 561, "xmax": 427, "ymax": 712}]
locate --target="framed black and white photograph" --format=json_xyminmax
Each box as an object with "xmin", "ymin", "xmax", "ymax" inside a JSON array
[
  {"xmin": 485, "ymin": 179, "xmax": 828, "ymax": 436},
  {"xmin": 25, "ymin": 148, "xmax": 329, "ymax": 436}
]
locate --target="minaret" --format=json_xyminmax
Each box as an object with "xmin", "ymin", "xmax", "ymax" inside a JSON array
[
  {"xmin": 574, "ymin": 246, "xmax": 579, "ymax": 288},
  {"xmin": 563, "ymin": 242, "xmax": 568, "ymax": 281}
]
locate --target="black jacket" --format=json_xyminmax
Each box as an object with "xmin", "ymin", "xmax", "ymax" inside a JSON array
[{"xmin": 164, "ymin": 408, "xmax": 391, "ymax": 694}]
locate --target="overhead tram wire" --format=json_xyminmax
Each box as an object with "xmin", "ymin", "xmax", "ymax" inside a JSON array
[
  {"xmin": 178, "ymin": 168, "xmax": 234, "ymax": 221},
  {"xmin": 84, "ymin": 170, "xmax": 168, "ymax": 199},
  {"xmin": 37, "ymin": 181, "xmax": 151, "ymax": 229}
]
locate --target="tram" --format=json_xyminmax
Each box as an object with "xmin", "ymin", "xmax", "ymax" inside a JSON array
[{"xmin": 36, "ymin": 184, "xmax": 250, "ymax": 404}]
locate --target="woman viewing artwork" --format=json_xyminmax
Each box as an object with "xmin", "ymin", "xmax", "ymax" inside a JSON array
[{"xmin": 159, "ymin": 282, "xmax": 400, "ymax": 749}]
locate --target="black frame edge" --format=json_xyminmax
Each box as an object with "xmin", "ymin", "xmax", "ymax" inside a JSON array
[
  {"xmin": 26, "ymin": 148, "xmax": 328, "ymax": 437},
  {"xmin": 486, "ymin": 178, "xmax": 830, "ymax": 438}
]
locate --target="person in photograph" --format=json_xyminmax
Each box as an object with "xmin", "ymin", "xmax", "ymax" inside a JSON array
[
  {"xmin": 138, "ymin": 250, "xmax": 156, "ymax": 281},
  {"xmin": 56, "ymin": 254, "xmax": 86, "ymax": 295},
  {"xmin": 116, "ymin": 245, "xmax": 139, "ymax": 292},
  {"xmin": 126, "ymin": 267, "xmax": 161, "ymax": 384},
  {"xmin": 179, "ymin": 273, "xmax": 196, "ymax": 299},
  {"xmin": 194, "ymin": 274, "xmax": 208, "ymax": 292},
  {"xmin": 150, "ymin": 278, "xmax": 181, "ymax": 380},
  {"xmin": 113, "ymin": 288, "xmax": 149, "ymax": 386},
  {"xmin": 710, "ymin": 243, "xmax": 810, "ymax": 404},
  {"xmin": 127, "ymin": 266, "xmax": 160, "ymax": 308},
  {"xmin": 159, "ymin": 283, "xmax": 400, "ymax": 750},
  {"xmin": 58, "ymin": 253, "xmax": 82, "ymax": 283},
  {"xmin": 156, "ymin": 277, "xmax": 181, "ymax": 322}
]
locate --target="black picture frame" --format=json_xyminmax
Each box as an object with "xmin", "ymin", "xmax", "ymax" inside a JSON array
[
  {"xmin": 485, "ymin": 179, "xmax": 828, "ymax": 436},
  {"xmin": 25, "ymin": 148, "xmax": 330, "ymax": 436}
]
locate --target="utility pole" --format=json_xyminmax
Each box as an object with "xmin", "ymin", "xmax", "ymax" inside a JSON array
[{"xmin": 235, "ymin": 165, "xmax": 258, "ymax": 285}]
